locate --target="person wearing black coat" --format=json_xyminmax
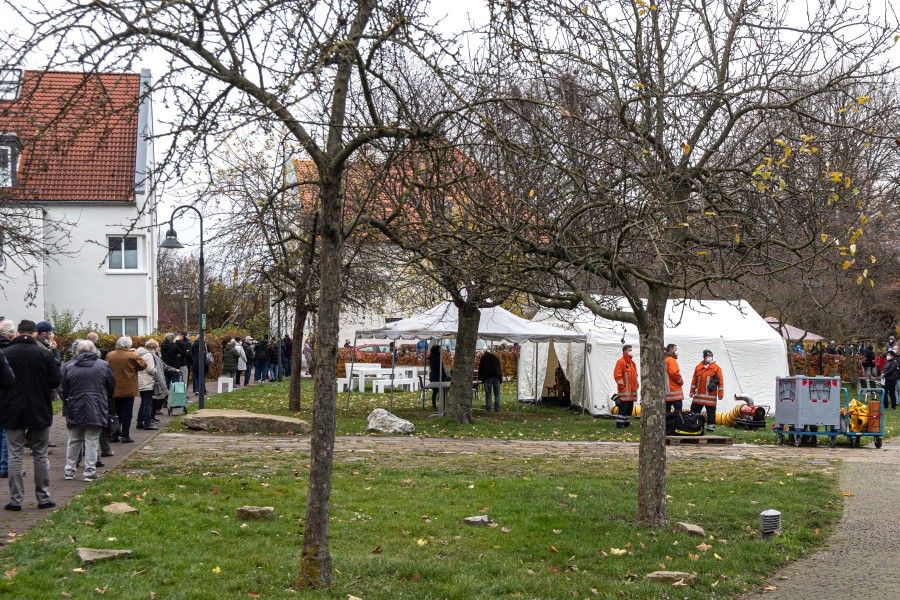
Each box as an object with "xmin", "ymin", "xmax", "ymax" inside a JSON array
[
  {"xmin": 160, "ymin": 333, "xmax": 184, "ymax": 387},
  {"xmin": 428, "ymin": 345, "xmax": 451, "ymax": 410},
  {"xmin": 267, "ymin": 339, "xmax": 282, "ymax": 380},
  {"xmin": 254, "ymin": 338, "xmax": 270, "ymax": 383},
  {"xmin": 242, "ymin": 337, "xmax": 255, "ymax": 386},
  {"xmin": 61, "ymin": 342, "xmax": 115, "ymax": 481},
  {"xmin": 478, "ymin": 350, "xmax": 503, "ymax": 412},
  {"xmin": 883, "ymin": 350, "xmax": 900, "ymax": 410},
  {"xmin": 190, "ymin": 339, "xmax": 211, "ymax": 396},
  {"xmin": 0, "ymin": 320, "xmax": 62, "ymax": 511}
]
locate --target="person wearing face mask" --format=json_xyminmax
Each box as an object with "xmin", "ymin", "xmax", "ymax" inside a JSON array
[
  {"xmin": 690, "ymin": 349, "xmax": 724, "ymax": 432},
  {"xmin": 664, "ymin": 344, "xmax": 684, "ymax": 412},
  {"xmin": 613, "ymin": 345, "xmax": 638, "ymax": 428}
]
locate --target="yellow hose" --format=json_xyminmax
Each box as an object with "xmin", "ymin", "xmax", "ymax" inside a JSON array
[
  {"xmin": 611, "ymin": 404, "xmax": 641, "ymax": 417},
  {"xmin": 715, "ymin": 404, "xmax": 744, "ymax": 426}
]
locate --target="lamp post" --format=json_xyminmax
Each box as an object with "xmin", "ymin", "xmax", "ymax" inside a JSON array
[
  {"xmin": 182, "ymin": 289, "xmax": 190, "ymax": 332},
  {"xmin": 160, "ymin": 206, "xmax": 206, "ymax": 410}
]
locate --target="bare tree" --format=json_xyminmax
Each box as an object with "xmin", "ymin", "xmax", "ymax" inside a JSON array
[
  {"xmin": 6, "ymin": 0, "xmax": 467, "ymax": 587},
  {"xmin": 477, "ymin": 0, "xmax": 899, "ymax": 525}
]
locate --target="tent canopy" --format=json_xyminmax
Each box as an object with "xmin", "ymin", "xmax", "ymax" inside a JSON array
[
  {"xmin": 764, "ymin": 317, "xmax": 824, "ymax": 342},
  {"xmin": 356, "ymin": 301, "xmax": 586, "ymax": 344},
  {"xmin": 519, "ymin": 298, "xmax": 789, "ymax": 415}
]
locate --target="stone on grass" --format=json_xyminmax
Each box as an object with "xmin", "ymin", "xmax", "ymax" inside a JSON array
[
  {"xmin": 675, "ymin": 522, "xmax": 706, "ymax": 537},
  {"xmin": 463, "ymin": 515, "xmax": 491, "ymax": 526},
  {"xmin": 645, "ymin": 571, "xmax": 696, "ymax": 585},
  {"xmin": 236, "ymin": 506, "xmax": 275, "ymax": 520},
  {"xmin": 366, "ymin": 408, "xmax": 415, "ymax": 434},
  {"xmin": 182, "ymin": 409, "xmax": 310, "ymax": 434},
  {"xmin": 77, "ymin": 548, "xmax": 132, "ymax": 565},
  {"xmin": 102, "ymin": 502, "xmax": 139, "ymax": 515}
]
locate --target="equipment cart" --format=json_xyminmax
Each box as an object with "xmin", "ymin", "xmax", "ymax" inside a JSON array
[
  {"xmin": 844, "ymin": 387, "xmax": 885, "ymax": 448},
  {"xmin": 773, "ymin": 376, "xmax": 843, "ymax": 448}
]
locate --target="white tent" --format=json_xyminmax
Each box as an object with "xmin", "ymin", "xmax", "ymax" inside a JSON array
[
  {"xmin": 518, "ymin": 299, "xmax": 789, "ymax": 416},
  {"xmin": 357, "ymin": 301, "xmax": 586, "ymax": 344}
]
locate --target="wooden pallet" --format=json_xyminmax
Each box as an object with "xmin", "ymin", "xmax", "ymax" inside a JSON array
[{"xmin": 665, "ymin": 435, "xmax": 734, "ymax": 446}]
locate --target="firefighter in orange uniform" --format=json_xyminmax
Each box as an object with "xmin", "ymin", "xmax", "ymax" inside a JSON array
[
  {"xmin": 690, "ymin": 349, "xmax": 724, "ymax": 432},
  {"xmin": 613, "ymin": 344, "xmax": 638, "ymax": 428},
  {"xmin": 664, "ymin": 344, "xmax": 684, "ymax": 412}
]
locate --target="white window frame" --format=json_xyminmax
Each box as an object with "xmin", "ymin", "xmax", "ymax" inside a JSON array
[
  {"xmin": 107, "ymin": 235, "xmax": 142, "ymax": 272},
  {"xmin": 108, "ymin": 317, "xmax": 140, "ymax": 336},
  {"xmin": 0, "ymin": 231, "xmax": 5, "ymax": 273}
]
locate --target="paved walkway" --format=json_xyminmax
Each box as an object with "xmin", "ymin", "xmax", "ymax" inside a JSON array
[{"xmin": 3, "ymin": 405, "xmax": 900, "ymax": 597}]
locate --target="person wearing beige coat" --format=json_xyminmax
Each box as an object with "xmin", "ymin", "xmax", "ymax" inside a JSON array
[{"xmin": 105, "ymin": 337, "xmax": 146, "ymax": 444}]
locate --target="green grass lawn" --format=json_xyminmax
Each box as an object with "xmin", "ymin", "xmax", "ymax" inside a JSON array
[
  {"xmin": 0, "ymin": 444, "xmax": 841, "ymax": 599},
  {"xmin": 183, "ymin": 379, "xmax": 898, "ymax": 445}
]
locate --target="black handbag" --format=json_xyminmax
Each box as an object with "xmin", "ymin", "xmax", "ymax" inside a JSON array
[{"xmin": 107, "ymin": 414, "xmax": 121, "ymax": 434}]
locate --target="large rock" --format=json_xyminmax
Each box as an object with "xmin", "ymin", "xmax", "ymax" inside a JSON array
[
  {"xmin": 77, "ymin": 548, "xmax": 132, "ymax": 565},
  {"xmin": 236, "ymin": 506, "xmax": 275, "ymax": 520},
  {"xmin": 366, "ymin": 408, "xmax": 415, "ymax": 434},
  {"xmin": 182, "ymin": 409, "xmax": 310, "ymax": 434},
  {"xmin": 645, "ymin": 571, "xmax": 696, "ymax": 585},
  {"xmin": 675, "ymin": 522, "xmax": 706, "ymax": 537}
]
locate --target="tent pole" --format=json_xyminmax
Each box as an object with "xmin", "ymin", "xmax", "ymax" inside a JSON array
[
  {"xmin": 389, "ymin": 341, "xmax": 396, "ymax": 413},
  {"xmin": 533, "ymin": 343, "xmax": 539, "ymax": 410},
  {"xmin": 515, "ymin": 344, "xmax": 520, "ymax": 421},
  {"xmin": 345, "ymin": 333, "xmax": 358, "ymax": 413},
  {"xmin": 581, "ymin": 340, "xmax": 588, "ymax": 416}
]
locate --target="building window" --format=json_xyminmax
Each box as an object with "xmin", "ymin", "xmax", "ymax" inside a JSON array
[
  {"xmin": 0, "ymin": 135, "xmax": 22, "ymax": 188},
  {"xmin": 0, "ymin": 69, "xmax": 22, "ymax": 102},
  {"xmin": 108, "ymin": 318, "xmax": 139, "ymax": 336},
  {"xmin": 108, "ymin": 236, "xmax": 139, "ymax": 270}
]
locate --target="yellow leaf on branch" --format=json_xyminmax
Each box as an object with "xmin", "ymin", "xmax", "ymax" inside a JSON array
[
  {"xmin": 820, "ymin": 234, "xmax": 828, "ymax": 243},
  {"xmin": 841, "ymin": 260, "xmax": 851, "ymax": 270}
]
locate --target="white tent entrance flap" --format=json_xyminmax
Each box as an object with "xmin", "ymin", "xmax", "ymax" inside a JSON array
[
  {"xmin": 351, "ymin": 302, "xmax": 586, "ymax": 419},
  {"xmin": 519, "ymin": 299, "xmax": 789, "ymax": 417}
]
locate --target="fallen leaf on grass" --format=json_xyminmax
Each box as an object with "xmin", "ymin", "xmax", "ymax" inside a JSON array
[
  {"xmin": 842, "ymin": 492, "xmax": 855, "ymax": 497},
  {"xmin": 597, "ymin": 550, "xmax": 608, "ymax": 557},
  {"xmin": 95, "ymin": 585, "xmax": 108, "ymax": 594},
  {"xmin": 658, "ymin": 562, "xmax": 666, "ymax": 569},
  {"xmin": 626, "ymin": 572, "xmax": 638, "ymax": 580},
  {"xmin": 549, "ymin": 545, "xmax": 558, "ymax": 553},
  {"xmin": 639, "ymin": 542, "xmax": 645, "ymax": 549},
  {"xmin": 240, "ymin": 524, "xmax": 249, "ymax": 530},
  {"xmin": 763, "ymin": 585, "xmax": 777, "ymax": 591},
  {"xmin": 416, "ymin": 539, "xmax": 428, "ymax": 546},
  {"xmin": 372, "ymin": 546, "xmax": 382, "ymax": 554},
  {"xmin": 248, "ymin": 594, "xmax": 260, "ymax": 599},
  {"xmin": 814, "ymin": 529, "xmax": 820, "ymax": 535},
  {"xmin": 501, "ymin": 527, "xmax": 510, "ymax": 533},
  {"xmin": 714, "ymin": 553, "xmax": 723, "ymax": 561},
  {"xmin": 72, "ymin": 568, "xmax": 86, "ymax": 574},
  {"xmin": 696, "ymin": 543, "xmax": 712, "ymax": 552},
  {"xmin": 711, "ymin": 580, "xmax": 719, "ymax": 588},
  {"xmin": 212, "ymin": 566, "xmax": 221, "ymax": 574},
  {"xmin": 151, "ymin": 593, "xmax": 157, "ymax": 600},
  {"xmin": 211, "ymin": 531, "xmax": 221, "ymax": 536},
  {"xmin": 4, "ymin": 568, "xmax": 16, "ymax": 579},
  {"xmin": 553, "ymin": 529, "xmax": 562, "ymax": 535},
  {"xmin": 689, "ymin": 553, "xmax": 699, "ymax": 561},
  {"xmin": 609, "ymin": 548, "xmax": 627, "ymax": 556},
  {"xmin": 591, "ymin": 589, "xmax": 598, "ymax": 596},
  {"xmin": 131, "ymin": 570, "xmax": 147, "ymax": 576},
  {"xmin": 68, "ymin": 535, "xmax": 76, "ymax": 544},
  {"xmin": 672, "ymin": 579, "xmax": 688, "ymax": 587}
]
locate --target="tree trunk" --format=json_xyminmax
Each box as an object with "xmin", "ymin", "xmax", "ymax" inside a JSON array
[
  {"xmin": 296, "ymin": 177, "xmax": 342, "ymax": 588},
  {"xmin": 289, "ymin": 298, "xmax": 307, "ymax": 412},
  {"xmin": 447, "ymin": 303, "xmax": 479, "ymax": 424},
  {"xmin": 636, "ymin": 286, "xmax": 669, "ymax": 527}
]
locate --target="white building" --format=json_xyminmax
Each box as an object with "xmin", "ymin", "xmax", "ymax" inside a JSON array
[{"xmin": 0, "ymin": 69, "xmax": 158, "ymax": 334}]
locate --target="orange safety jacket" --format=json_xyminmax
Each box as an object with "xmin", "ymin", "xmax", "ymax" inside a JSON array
[
  {"xmin": 613, "ymin": 354, "xmax": 638, "ymax": 403},
  {"xmin": 665, "ymin": 355, "xmax": 684, "ymax": 403},
  {"xmin": 690, "ymin": 361, "xmax": 724, "ymax": 407}
]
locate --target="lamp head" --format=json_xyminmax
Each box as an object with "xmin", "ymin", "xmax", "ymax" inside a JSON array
[{"xmin": 160, "ymin": 228, "xmax": 184, "ymax": 249}]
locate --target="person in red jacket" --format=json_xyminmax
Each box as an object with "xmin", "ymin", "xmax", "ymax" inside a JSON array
[
  {"xmin": 664, "ymin": 344, "xmax": 684, "ymax": 412},
  {"xmin": 690, "ymin": 349, "xmax": 724, "ymax": 432},
  {"xmin": 613, "ymin": 345, "xmax": 638, "ymax": 428}
]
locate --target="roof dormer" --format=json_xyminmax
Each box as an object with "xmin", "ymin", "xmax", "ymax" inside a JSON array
[
  {"xmin": 0, "ymin": 69, "xmax": 22, "ymax": 102},
  {"xmin": 0, "ymin": 133, "xmax": 23, "ymax": 187}
]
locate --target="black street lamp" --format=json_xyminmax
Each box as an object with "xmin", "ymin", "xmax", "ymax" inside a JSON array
[{"xmin": 160, "ymin": 206, "xmax": 206, "ymax": 409}]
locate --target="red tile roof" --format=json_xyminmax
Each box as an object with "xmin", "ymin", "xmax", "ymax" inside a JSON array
[{"xmin": 0, "ymin": 70, "xmax": 141, "ymax": 203}]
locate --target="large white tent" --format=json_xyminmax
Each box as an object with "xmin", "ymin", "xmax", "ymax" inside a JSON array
[
  {"xmin": 518, "ymin": 299, "xmax": 789, "ymax": 416},
  {"xmin": 356, "ymin": 301, "xmax": 586, "ymax": 344}
]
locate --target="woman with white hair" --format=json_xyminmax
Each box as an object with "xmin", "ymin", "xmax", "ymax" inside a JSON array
[
  {"xmin": 61, "ymin": 341, "xmax": 115, "ymax": 481},
  {"xmin": 105, "ymin": 336, "xmax": 147, "ymax": 444}
]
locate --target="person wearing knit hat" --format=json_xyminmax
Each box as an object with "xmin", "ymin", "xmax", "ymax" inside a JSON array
[{"xmin": 689, "ymin": 349, "xmax": 724, "ymax": 432}]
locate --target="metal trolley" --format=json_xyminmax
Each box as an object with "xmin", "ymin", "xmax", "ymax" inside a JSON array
[
  {"xmin": 773, "ymin": 376, "xmax": 844, "ymax": 448},
  {"xmin": 843, "ymin": 387, "xmax": 885, "ymax": 449}
]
